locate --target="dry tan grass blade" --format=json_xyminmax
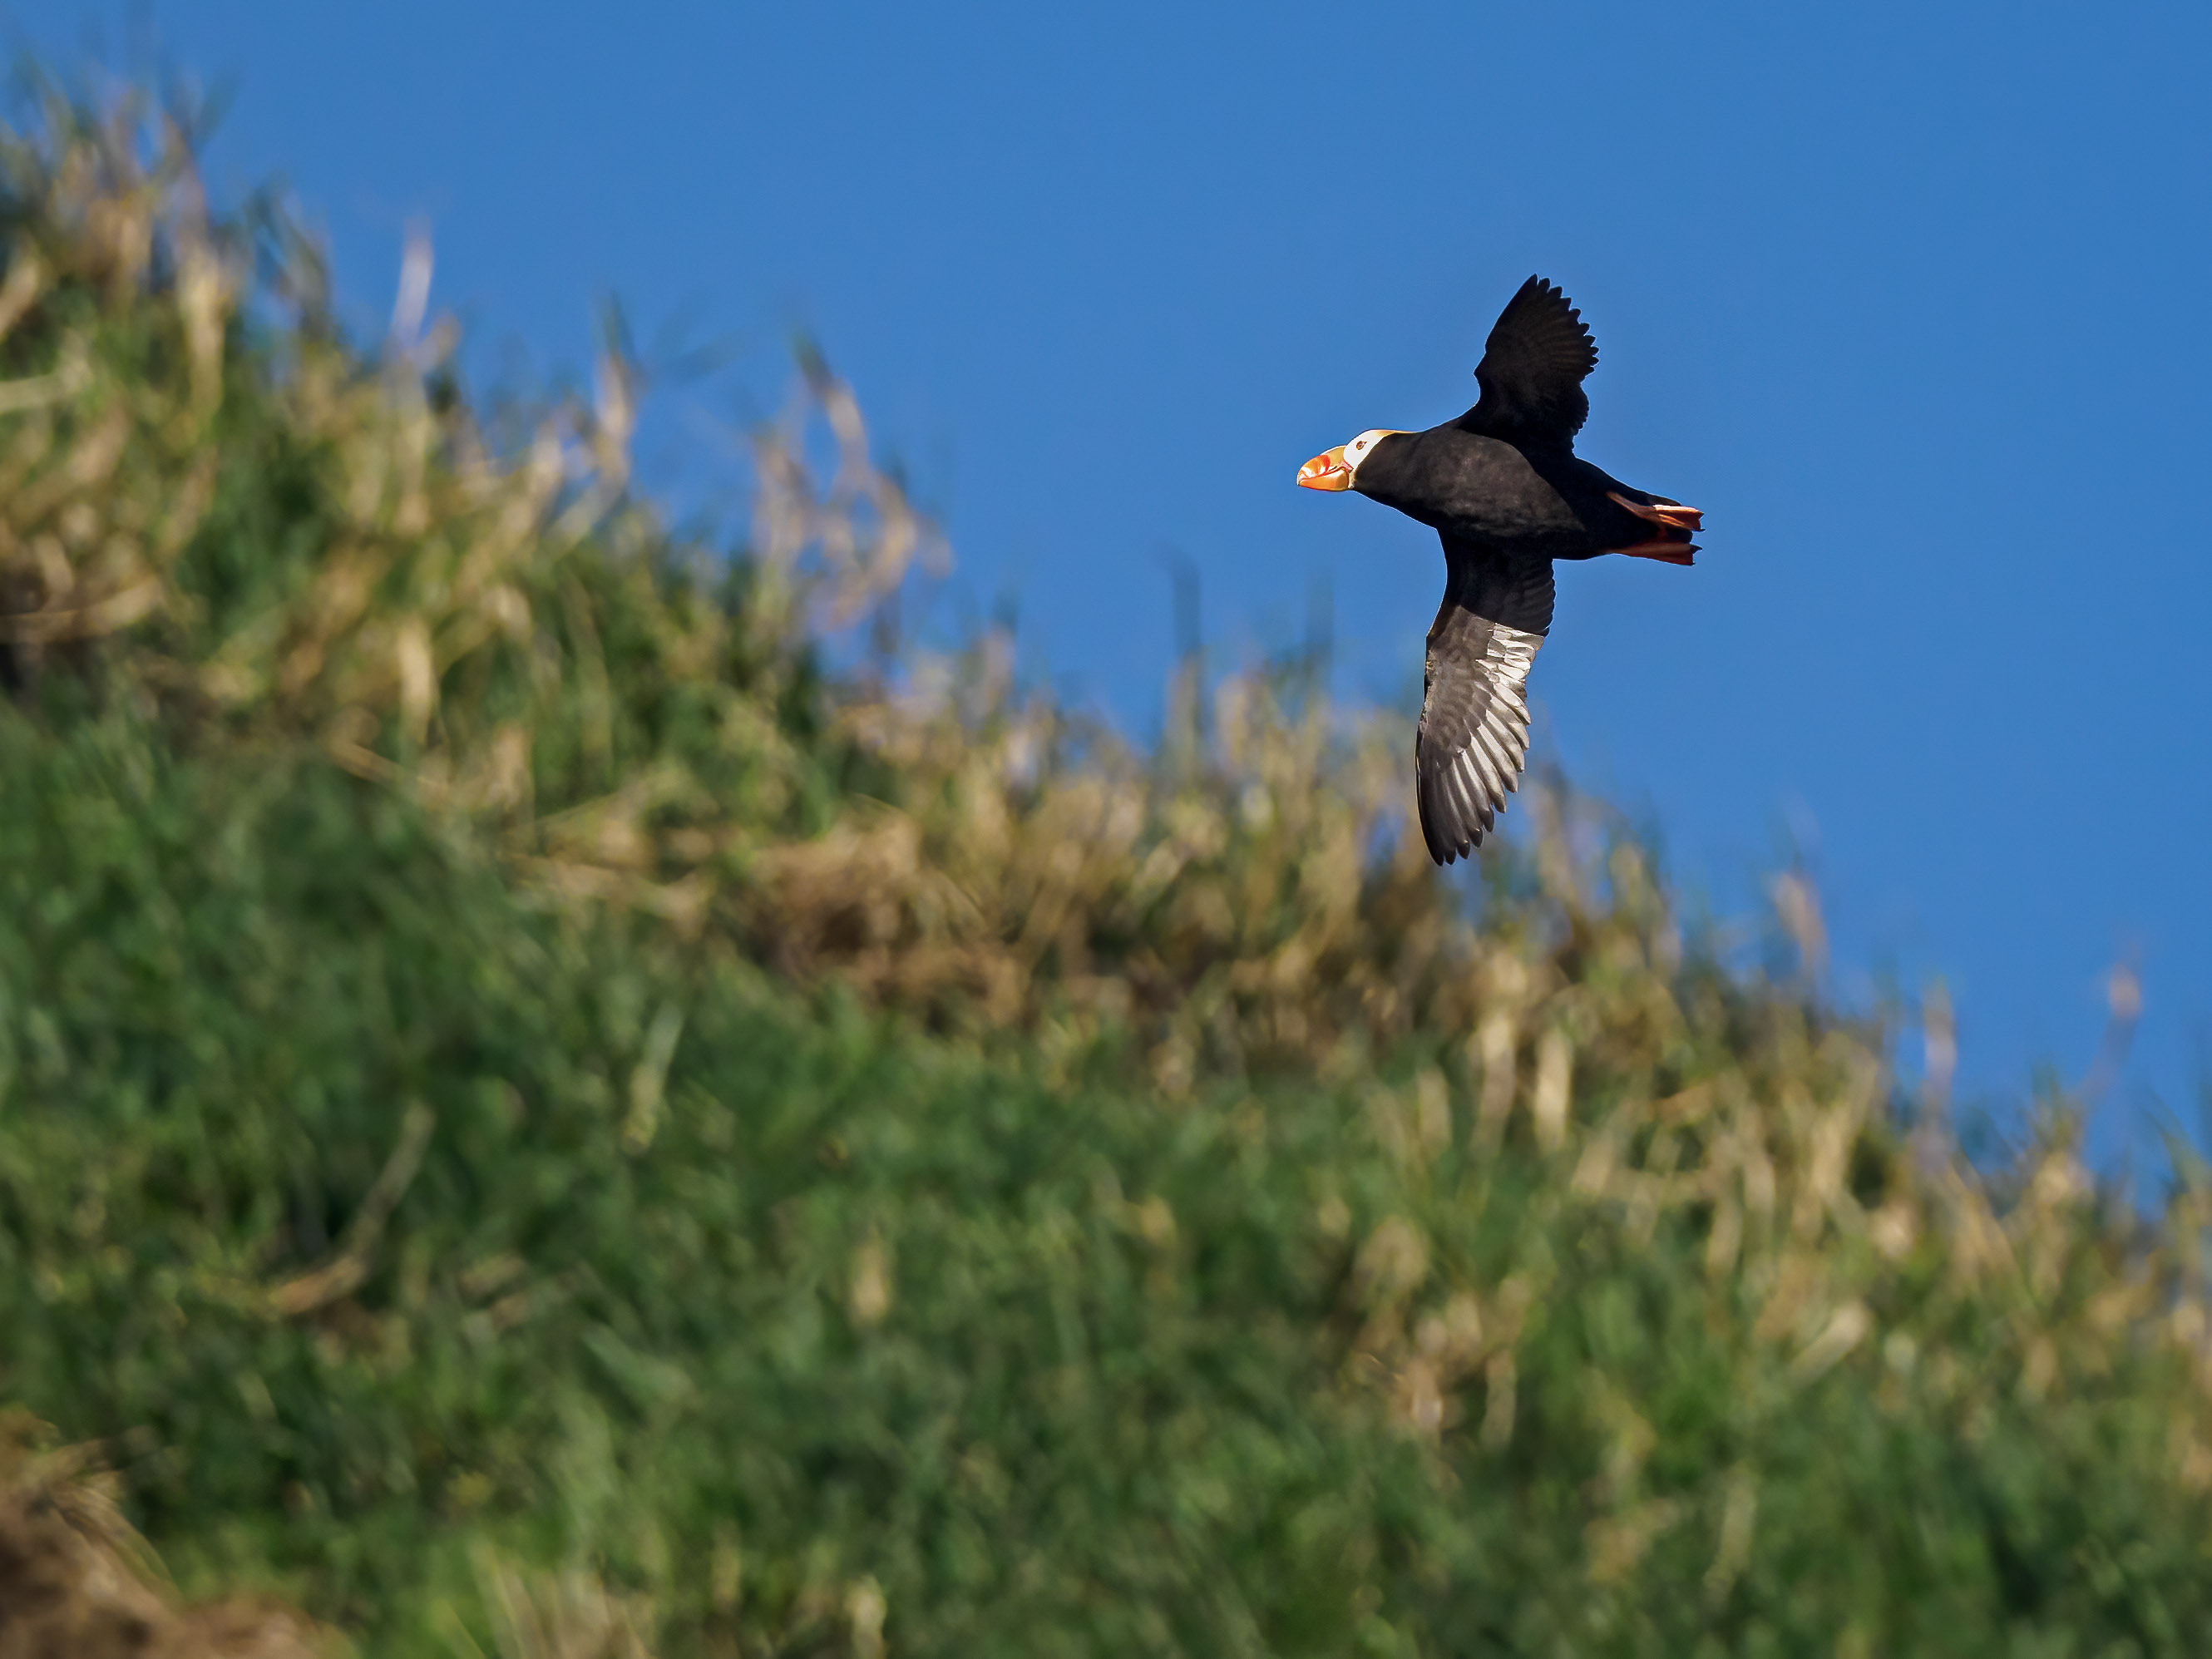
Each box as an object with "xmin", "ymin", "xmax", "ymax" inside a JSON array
[{"xmin": 0, "ymin": 1412, "xmax": 337, "ymax": 1658}]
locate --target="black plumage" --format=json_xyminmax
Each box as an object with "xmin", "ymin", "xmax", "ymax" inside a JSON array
[{"xmin": 1298, "ymin": 276, "xmax": 1705, "ymax": 865}]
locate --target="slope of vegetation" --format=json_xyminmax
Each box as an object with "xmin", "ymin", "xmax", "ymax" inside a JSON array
[{"xmin": 3, "ymin": 78, "xmax": 2211, "ymax": 1658}]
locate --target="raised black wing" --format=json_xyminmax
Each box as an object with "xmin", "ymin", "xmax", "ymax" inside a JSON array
[
  {"xmin": 1416, "ymin": 541, "xmax": 1555, "ymax": 865},
  {"xmin": 1455, "ymin": 275, "xmax": 1598, "ymax": 448}
]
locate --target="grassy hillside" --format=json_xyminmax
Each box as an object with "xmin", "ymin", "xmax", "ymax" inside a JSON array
[{"xmin": 4, "ymin": 77, "xmax": 2212, "ymax": 1658}]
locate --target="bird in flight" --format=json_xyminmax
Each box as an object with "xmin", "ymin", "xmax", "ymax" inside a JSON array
[{"xmin": 1298, "ymin": 276, "xmax": 1703, "ymax": 865}]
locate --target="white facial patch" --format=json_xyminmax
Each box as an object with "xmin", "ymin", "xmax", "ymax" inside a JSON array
[{"xmin": 1341, "ymin": 429, "xmax": 1403, "ymax": 480}]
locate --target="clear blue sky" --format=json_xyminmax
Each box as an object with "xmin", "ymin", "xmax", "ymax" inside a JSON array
[{"xmin": 22, "ymin": 2, "xmax": 2212, "ymax": 1151}]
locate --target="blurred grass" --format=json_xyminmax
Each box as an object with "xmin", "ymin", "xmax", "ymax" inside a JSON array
[{"xmin": 5, "ymin": 70, "xmax": 2212, "ymax": 1658}]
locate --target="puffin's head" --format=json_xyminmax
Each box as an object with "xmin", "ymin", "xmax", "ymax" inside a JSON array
[{"xmin": 1296, "ymin": 429, "xmax": 1406, "ymax": 492}]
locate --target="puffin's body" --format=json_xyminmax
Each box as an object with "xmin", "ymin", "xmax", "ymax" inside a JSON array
[{"xmin": 1297, "ymin": 276, "xmax": 1703, "ymax": 865}]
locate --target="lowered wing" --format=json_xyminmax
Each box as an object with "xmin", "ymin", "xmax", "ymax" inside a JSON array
[{"xmin": 1416, "ymin": 541, "xmax": 1555, "ymax": 864}]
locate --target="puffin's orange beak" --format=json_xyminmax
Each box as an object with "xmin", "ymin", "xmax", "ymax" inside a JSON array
[{"xmin": 1296, "ymin": 446, "xmax": 1353, "ymax": 491}]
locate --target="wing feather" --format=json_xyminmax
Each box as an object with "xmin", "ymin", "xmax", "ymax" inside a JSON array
[
  {"xmin": 1416, "ymin": 544, "xmax": 1555, "ymax": 865},
  {"xmin": 1456, "ymin": 275, "xmax": 1598, "ymax": 447}
]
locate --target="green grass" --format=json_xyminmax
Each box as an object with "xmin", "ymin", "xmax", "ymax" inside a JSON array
[{"xmin": 3, "ymin": 71, "xmax": 2212, "ymax": 1658}]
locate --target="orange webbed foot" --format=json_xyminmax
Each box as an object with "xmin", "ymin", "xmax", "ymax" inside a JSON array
[{"xmin": 1607, "ymin": 491, "xmax": 1705, "ymax": 533}]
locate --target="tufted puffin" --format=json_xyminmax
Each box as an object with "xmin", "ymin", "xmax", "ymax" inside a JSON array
[{"xmin": 1297, "ymin": 275, "xmax": 1703, "ymax": 865}]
